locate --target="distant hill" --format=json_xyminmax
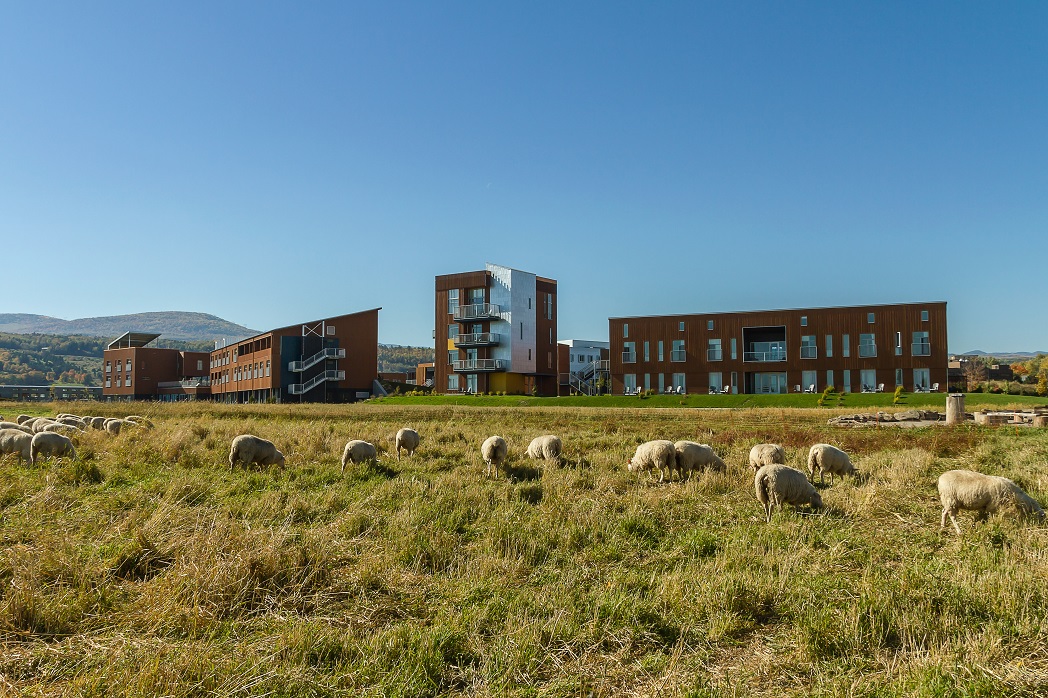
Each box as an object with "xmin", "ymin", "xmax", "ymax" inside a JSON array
[
  {"xmin": 378, "ymin": 344, "xmax": 434, "ymax": 374},
  {"xmin": 957, "ymin": 350, "xmax": 1048, "ymax": 360},
  {"xmin": 0, "ymin": 312, "xmax": 257, "ymax": 342}
]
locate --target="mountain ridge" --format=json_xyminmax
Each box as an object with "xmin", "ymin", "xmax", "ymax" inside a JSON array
[{"xmin": 0, "ymin": 312, "xmax": 258, "ymax": 343}]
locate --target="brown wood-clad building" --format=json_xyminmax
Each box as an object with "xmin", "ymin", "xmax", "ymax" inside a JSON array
[
  {"xmin": 609, "ymin": 301, "xmax": 947, "ymax": 396},
  {"xmin": 209, "ymin": 308, "xmax": 380, "ymax": 403},
  {"xmin": 434, "ymin": 263, "xmax": 558, "ymax": 396},
  {"xmin": 102, "ymin": 332, "xmax": 211, "ymax": 401}
]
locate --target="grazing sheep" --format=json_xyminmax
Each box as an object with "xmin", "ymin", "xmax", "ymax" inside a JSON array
[
  {"xmin": 56, "ymin": 416, "xmax": 87, "ymax": 429},
  {"xmin": 341, "ymin": 440, "xmax": 379, "ymax": 473},
  {"xmin": 395, "ymin": 428, "xmax": 421, "ymax": 459},
  {"xmin": 526, "ymin": 435, "xmax": 562, "ymax": 462},
  {"xmin": 0, "ymin": 428, "xmax": 33, "ymax": 464},
  {"xmin": 0, "ymin": 421, "xmax": 33, "ymax": 434},
  {"xmin": 674, "ymin": 441, "xmax": 726, "ymax": 479},
  {"xmin": 627, "ymin": 440, "xmax": 677, "ymax": 482},
  {"xmin": 754, "ymin": 464, "xmax": 824, "ymax": 522},
  {"xmin": 105, "ymin": 419, "xmax": 130, "ymax": 435},
  {"xmin": 16, "ymin": 415, "xmax": 32, "ymax": 425},
  {"xmin": 481, "ymin": 435, "xmax": 509, "ymax": 478},
  {"xmin": 42, "ymin": 423, "xmax": 82, "ymax": 436},
  {"xmin": 30, "ymin": 432, "xmax": 77, "ymax": 465},
  {"xmin": 807, "ymin": 443, "xmax": 857, "ymax": 485},
  {"xmin": 937, "ymin": 469, "xmax": 1046, "ymax": 534},
  {"xmin": 749, "ymin": 443, "xmax": 786, "ymax": 472},
  {"xmin": 89, "ymin": 417, "xmax": 108, "ymax": 430},
  {"xmin": 124, "ymin": 415, "xmax": 154, "ymax": 429},
  {"xmin": 31, "ymin": 419, "xmax": 59, "ymax": 433},
  {"xmin": 228, "ymin": 434, "xmax": 285, "ymax": 470}
]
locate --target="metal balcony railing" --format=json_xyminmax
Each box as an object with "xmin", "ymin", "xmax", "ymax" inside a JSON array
[
  {"xmin": 744, "ymin": 350, "xmax": 787, "ymax": 362},
  {"xmin": 453, "ymin": 303, "xmax": 501, "ymax": 321},
  {"xmin": 912, "ymin": 343, "xmax": 931, "ymax": 356},
  {"xmin": 706, "ymin": 349, "xmax": 722, "ymax": 361},
  {"xmin": 453, "ymin": 332, "xmax": 500, "ymax": 347},
  {"xmin": 800, "ymin": 346, "xmax": 817, "ymax": 359},
  {"xmin": 289, "ymin": 370, "xmax": 345, "ymax": 395},
  {"xmin": 158, "ymin": 378, "xmax": 211, "ymax": 388},
  {"xmin": 621, "ymin": 352, "xmax": 637, "ymax": 363},
  {"xmin": 453, "ymin": 358, "xmax": 506, "ymax": 372},
  {"xmin": 288, "ymin": 347, "xmax": 346, "ymax": 372},
  {"xmin": 671, "ymin": 350, "xmax": 686, "ymax": 362}
]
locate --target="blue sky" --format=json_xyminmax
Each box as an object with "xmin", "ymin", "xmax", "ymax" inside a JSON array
[{"xmin": 2, "ymin": 2, "xmax": 1045, "ymax": 352}]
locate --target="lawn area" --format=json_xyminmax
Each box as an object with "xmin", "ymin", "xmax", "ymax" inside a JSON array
[{"xmin": 2, "ymin": 401, "xmax": 1047, "ymax": 696}]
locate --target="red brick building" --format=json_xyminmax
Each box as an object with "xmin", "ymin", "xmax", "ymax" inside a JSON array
[{"xmin": 102, "ymin": 332, "xmax": 211, "ymax": 401}]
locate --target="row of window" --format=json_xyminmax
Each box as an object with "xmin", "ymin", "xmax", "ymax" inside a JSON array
[
  {"xmin": 622, "ymin": 332, "xmax": 932, "ymax": 363},
  {"xmin": 105, "ymin": 359, "xmax": 132, "ymax": 373},
  {"xmin": 212, "ymin": 360, "xmax": 272, "ymax": 385},
  {"xmin": 622, "ymin": 310, "xmax": 933, "ymax": 338},
  {"xmin": 104, "ymin": 377, "xmax": 131, "ymax": 388},
  {"xmin": 621, "ymin": 368, "xmax": 935, "ymax": 394}
]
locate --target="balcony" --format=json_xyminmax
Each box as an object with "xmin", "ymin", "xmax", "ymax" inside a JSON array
[
  {"xmin": 621, "ymin": 351, "xmax": 637, "ymax": 363},
  {"xmin": 671, "ymin": 350, "xmax": 687, "ymax": 362},
  {"xmin": 454, "ymin": 332, "xmax": 500, "ymax": 347},
  {"xmin": 453, "ymin": 358, "xmax": 506, "ymax": 372},
  {"xmin": 158, "ymin": 378, "xmax": 212, "ymax": 388},
  {"xmin": 706, "ymin": 349, "xmax": 722, "ymax": 362},
  {"xmin": 912, "ymin": 343, "xmax": 931, "ymax": 356},
  {"xmin": 744, "ymin": 350, "xmax": 787, "ymax": 362},
  {"xmin": 453, "ymin": 303, "xmax": 501, "ymax": 321},
  {"xmin": 800, "ymin": 346, "xmax": 817, "ymax": 359}
]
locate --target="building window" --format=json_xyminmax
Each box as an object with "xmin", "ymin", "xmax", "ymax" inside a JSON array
[
  {"xmin": 800, "ymin": 335, "xmax": 817, "ymax": 359},
  {"xmin": 448, "ymin": 324, "xmax": 459, "ymax": 338},
  {"xmin": 266, "ymin": 360, "xmax": 271, "ymax": 377},
  {"xmin": 624, "ymin": 374, "xmax": 637, "ymax": 393},
  {"xmin": 671, "ymin": 339, "xmax": 685, "ymax": 362},
  {"xmin": 709, "ymin": 372, "xmax": 723, "ymax": 392},
  {"xmin": 826, "ymin": 370, "xmax": 833, "ymax": 390},
  {"xmin": 469, "ymin": 288, "xmax": 485, "ymax": 305},
  {"xmin": 825, "ymin": 335, "xmax": 833, "ymax": 358},
  {"xmin": 867, "ymin": 312, "xmax": 875, "ymax": 324},
  {"xmin": 801, "ymin": 316, "xmax": 807, "ymax": 327},
  {"xmin": 623, "ymin": 323, "xmax": 629, "ymax": 338},
  {"xmin": 126, "ymin": 360, "xmax": 132, "ymax": 371},
  {"xmin": 678, "ymin": 321, "xmax": 684, "ymax": 332},
  {"xmin": 730, "ymin": 337, "xmax": 737, "ymax": 360},
  {"xmin": 658, "ymin": 341, "xmax": 664, "ymax": 361},
  {"xmin": 895, "ymin": 331, "xmax": 903, "ymax": 356},
  {"xmin": 105, "ymin": 361, "xmax": 111, "ymax": 373},
  {"xmin": 913, "ymin": 368, "xmax": 930, "ymax": 391},
  {"xmin": 125, "ymin": 377, "xmax": 131, "ymax": 387},
  {"xmin": 730, "ymin": 371, "xmax": 738, "ymax": 394},
  {"xmin": 672, "ymin": 373, "xmax": 686, "ymax": 392},
  {"xmin": 545, "ymin": 293, "xmax": 553, "ymax": 320},
  {"xmin": 448, "ymin": 350, "xmax": 458, "ymax": 365},
  {"xmin": 520, "ymin": 322, "xmax": 523, "ymax": 340},
  {"xmin": 858, "ymin": 334, "xmax": 877, "ymax": 358},
  {"xmin": 842, "ymin": 370, "xmax": 851, "ymax": 393},
  {"xmin": 643, "ymin": 341, "xmax": 650, "ymax": 362},
  {"xmin": 197, "ymin": 360, "xmax": 204, "ymax": 371},
  {"xmin": 448, "ymin": 289, "xmax": 459, "ymax": 315},
  {"xmin": 707, "ymin": 338, "xmax": 722, "ymax": 361},
  {"xmin": 644, "ymin": 374, "xmax": 651, "ymax": 391},
  {"xmin": 896, "ymin": 368, "xmax": 904, "ymax": 387},
  {"xmin": 921, "ymin": 310, "xmax": 929, "ymax": 322},
  {"xmin": 622, "ymin": 342, "xmax": 637, "ymax": 363},
  {"xmin": 529, "ymin": 297, "xmax": 532, "ymax": 310},
  {"xmin": 842, "ymin": 334, "xmax": 850, "ymax": 358},
  {"xmin": 658, "ymin": 373, "xmax": 665, "ymax": 392},
  {"xmin": 912, "ymin": 331, "xmax": 930, "ymax": 356},
  {"xmin": 528, "ymin": 349, "xmax": 531, "ymax": 361},
  {"xmin": 860, "ymin": 369, "xmax": 877, "ymax": 392},
  {"xmin": 448, "ymin": 374, "xmax": 459, "ymax": 391},
  {"xmin": 802, "ymin": 370, "xmax": 817, "ymax": 392},
  {"xmin": 707, "ymin": 320, "xmax": 714, "ymax": 330},
  {"xmin": 116, "ymin": 378, "xmax": 122, "ymax": 388},
  {"xmin": 105, "ymin": 378, "xmax": 111, "ymax": 388}
]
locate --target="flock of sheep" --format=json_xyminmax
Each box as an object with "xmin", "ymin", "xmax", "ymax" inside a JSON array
[
  {"xmin": 0, "ymin": 413, "xmax": 152, "ymax": 466},
  {"xmin": 2, "ymin": 411, "xmax": 1045, "ymax": 534}
]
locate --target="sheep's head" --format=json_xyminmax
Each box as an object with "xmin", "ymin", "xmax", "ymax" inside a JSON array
[
  {"xmin": 811, "ymin": 492, "xmax": 825, "ymax": 510},
  {"xmin": 627, "ymin": 457, "xmax": 638, "ymax": 473},
  {"xmin": 274, "ymin": 450, "xmax": 286, "ymax": 469}
]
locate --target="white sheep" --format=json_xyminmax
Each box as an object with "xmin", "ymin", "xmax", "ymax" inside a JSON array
[
  {"xmin": 754, "ymin": 464, "xmax": 824, "ymax": 522},
  {"xmin": 42, "ymin": 423, "xmax": 83, "ymax": 436},
  {"xmin": 395, "ymin": 428, "xmax": 421, "ymax": 459},
  {"xmin": 16, "ymin": 415, "xmax": 32, "ymax": 425},
  {"xmin": 674, "ymin": 441, "xmax": 726, "ymax": 479},
  {"xmin": 0, "ymin": 421, "xmax": 33, "ymax": 434},
  {"xmin": 56, "ymin": 416, "xmax": 87, "ymax": 429},
  {"xmin": 342, "ymin": 440, "xmax": 378, "ymax": 473},
  {"xmin": 527, "ymin": 435, "xmax": 562, "ymax": 462},
  {"xmin": 105, "ymin": 419, "xmax": 129, "ymax": 435},
  {"xmin": 31, "ymin": 419, "xmax": 58, "ymax": 433},
  {"xmin": 0, "ymin": 428, "xmax": 33, "ymax": 465},
  {"xmin": 481, "ymin": 435, "xmax": 509, "ymax": 478},
  {"xmin": 807, "ymin": 443, "xmax": 857, "ymax": 485},
  {"xmin": 30, "ymin": 431, "xmax": 77, "ymax": 465},
  {"xmin": 627, "ymin": 440, "xmax": 677, "ymax": 482},
  {"xmin": 749, "ymin": 443, "xmax": 786, "ymax": 471},
  {"xmin": 937, "ymin": 469, "xmax": 1045, "ymax": 534},
  {"xmin": 228, "ymin": 434, "xmax": 285, "ymax": 470},
  {"xmin": 89, "ymin": 417, "xmax": 108, "ymax": 430},
  {"xmin": 125, "ymin": 415, "xmax": 155, "ymax": 429}
]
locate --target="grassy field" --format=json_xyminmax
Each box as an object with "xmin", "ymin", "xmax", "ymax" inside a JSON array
[
  {"xmin": 2, "ymin": 402, "xmax": 1047, "ymax": 697},
  {"xmin": 374, "ymin": 392, "xmax": 1048, "ymax": 410}
]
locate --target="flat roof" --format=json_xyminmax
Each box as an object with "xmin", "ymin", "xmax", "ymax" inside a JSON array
[
  {"xmin": 609, "ymin": 300, "xmax": 947, "ymax": 321},
  {"xmin": 107, "ymin": 332, "xmax": 161, "ymax": 349}
]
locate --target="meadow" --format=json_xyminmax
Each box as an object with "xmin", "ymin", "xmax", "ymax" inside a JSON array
[{"xmin": 2, "ymin": 401, "xmax": 1047, "ymax": 697}]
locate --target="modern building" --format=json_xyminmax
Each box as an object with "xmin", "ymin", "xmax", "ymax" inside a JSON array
[
  {"xmin": 557, "ymin": 339, "xmax": 610, "ymax": 395},
  {"xmin": 102, "ymin": 332, "xmax": 211, "ymax": 401},
  {"xmin": 209, "ymin": 309, "xmax": 380, "ymax": 403},
  {"xmin": 0, "ymin": 385, "xmax": 103, "ymax": 402},
  {"xmin": 609, "ymin": 302, "xmax": 947, "ymax": 396},
  {"xmin": 414, "ymin": 362, "xmax": 435, "ymax": 387},
  {"xmin": 434, "ymin": 263, "xmax": 558, "ymax": 395}
]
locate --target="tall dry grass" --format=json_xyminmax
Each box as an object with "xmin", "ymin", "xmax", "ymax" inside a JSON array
[{"xmin": 1, "ymin": 401, "xmax": 1046, "ymax": 696}]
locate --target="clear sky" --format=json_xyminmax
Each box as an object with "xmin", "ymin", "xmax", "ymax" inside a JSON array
[{"xmin": 2, "ymin": 2, "xmax": 1045, "ymax": 353}]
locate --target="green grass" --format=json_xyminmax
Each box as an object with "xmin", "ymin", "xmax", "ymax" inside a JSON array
[
  {"xmin": 2, "ymin": 401, "xmax": 1048, "ymax": 696},
  {"xmin": 374, "ymin": 391, "xmax": 1047, "ymax": 410}
]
